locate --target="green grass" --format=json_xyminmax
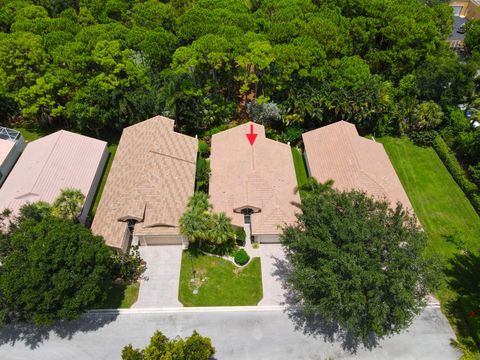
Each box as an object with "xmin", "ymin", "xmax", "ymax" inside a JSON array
[
  {"xmin": 89, "ymin": 143, "xmax": 117, "ymax": 217},
  {"xmin": 14, "ymin": 127, "xmax": 47, "ymax": 142},
  {"xmin": 378, "ymin": 136, "xmax": 480, "ymax": 349},
  {"xmin": 292, "ymin": 147, "xmax": 308, "ymax": 188},
  {"xmin": 178, "ymin": 252, "xmax": 263, "ymax": 306},
  {"xmin": 98, "ymin": 282, "xmax": 140, "ymax": 309}
]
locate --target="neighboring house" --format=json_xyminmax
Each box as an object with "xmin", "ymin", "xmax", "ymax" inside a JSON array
[
  {"xmin": 0, "ymin": 127, "xmax": 25, "ymax": 187},
  {"xmin": 0, "ymin": 130, "xmax": 108, "ymax": 224},
  {"xmin": 302, "ymin": 121, "xmax": 412, "ymax": 210},
  {"xmin": 91, "ymin": 116, "xmax": 198, "ymax": 252},
  {"xmin": 209, "ymin": 122, "xmax": 300, "ymax": 243},
  {"xmin": 450, "ymin": 0, "xmax": 480, "ymax": 19}
]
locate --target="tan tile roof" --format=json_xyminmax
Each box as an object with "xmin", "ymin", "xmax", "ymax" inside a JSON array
[
  {"xmin": 0, "ymin": 130, "xmax": 107, "ymax": 217},
  {"xmin": 302, "ymin": 121, "xmax": 413, "ymax": 210},
  {"xmin": 209, "ymin": 122, "xmax": 300, "ymax": 235},
  {"xmin": 91, "ymin": 116, "xmax": 198, "ymax": 250}
]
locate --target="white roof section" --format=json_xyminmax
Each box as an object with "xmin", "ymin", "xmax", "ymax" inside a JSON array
[{"xmin": 0, "ymin": 130, "xmax": 107, "ymax": 216}]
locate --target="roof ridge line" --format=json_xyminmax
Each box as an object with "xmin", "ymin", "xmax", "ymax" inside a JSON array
[
  {"xmin": 341, "ymin": 124, "xmax": 361, "ymax": 172},
  {"xmin": 149, "ymin": 150, "xmax": 196, "ymax": 165}
]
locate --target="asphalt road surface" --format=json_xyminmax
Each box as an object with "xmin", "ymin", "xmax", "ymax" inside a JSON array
[{"xmin": 0, "ymin": 306, "xmax": 460, "ymax": 360}]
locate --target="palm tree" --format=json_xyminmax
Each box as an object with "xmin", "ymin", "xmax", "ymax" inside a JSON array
[
  {"xmin": 208, "ymin": 212, "xmax": 234, "ymax": 246},
  {"xmin": 295, "ymin": 177, "xmax": 334, "ymax": 195}
]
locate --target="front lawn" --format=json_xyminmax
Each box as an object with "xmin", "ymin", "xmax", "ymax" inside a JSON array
[
  {"xmin": 378, "ymin": 136, "xmax": 480, "ymax": 349},
  {"xmin": 98, "ymin": 282, "xmax": 140, "ymax": 309},
  {"xmin": 178, "ymin": 252, "xmax": 263, "ymax": 306}
]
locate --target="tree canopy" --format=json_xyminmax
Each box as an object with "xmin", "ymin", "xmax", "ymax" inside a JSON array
[
  {"xmin": 0, "ymin": 214, "xmax": 112, "ymax": 325},
  {"xmin": 0, "ymin": 0, "xmax": 473, "ymax": 140},
  {"xmin": 0, "ymin": 191, "xmax": 144, "ymax": 326},
  {"xmin": 122, "ymin": 329, "xmax": 215, "ymax": 360},
  {"xmin": 281, "ymin": 179, "xmax": 437, "ymax": 340}
]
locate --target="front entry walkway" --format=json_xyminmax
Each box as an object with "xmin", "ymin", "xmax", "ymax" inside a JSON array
[
  {"xmin": 256, "ymin": 244, "xmax": 289, "ymax": 306},
  {"xmin": 132, "ymin": 245, "xmax": 183, "ymax": 308}
]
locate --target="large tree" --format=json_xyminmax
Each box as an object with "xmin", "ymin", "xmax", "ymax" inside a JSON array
[
  {"xmin": 0, "ymin": 214, "xmax": 113, "ymax": 325},
  {"xmin": 281, "ymin": 179, "xmax": 436, "ymax": 340}
]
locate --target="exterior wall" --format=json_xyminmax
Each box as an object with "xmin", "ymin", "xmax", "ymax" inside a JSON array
[
  {"xmin": 304, "ymin": 149, "xmax": 312, "ymax": 177},
  {"xmin": 79, "ymin": 145, "xmax": 109, "ymax": 224},
  {"xmin": 255, "ymin": 234, "xmax": 280, "ymax": 243},
  {"xmin": 138, "ymin": 234, "xmax": 184, "ymax": 245},
  {"xmin": 0, "ymin": 136, "xmax": 25, "ymax": 187},
  {"xmin": 466, "ymin": 1, "xmax": 480, "ymax": 19}
]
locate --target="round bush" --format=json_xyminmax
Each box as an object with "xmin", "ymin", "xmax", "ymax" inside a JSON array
[{"xmin": 234, "ymin": 249, "xmax": 250, "ymax": 266}]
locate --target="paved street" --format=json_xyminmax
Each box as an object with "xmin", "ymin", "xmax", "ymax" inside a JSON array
[
  {"xmin": 0, "ymin": 307, "xmax": 459, "ymax": 360},
  {"xmin": 132, "ymin": 245, "xmax": 183, "ymax": 308}
]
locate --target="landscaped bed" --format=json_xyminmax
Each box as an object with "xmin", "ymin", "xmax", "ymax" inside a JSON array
[
  {"xmin": 379, "ymin": 136, "xmax": 480, "ymax": 348},
  {"xmin": 178, "ymin": 251, "xmax": 263, "ymax": 307}
]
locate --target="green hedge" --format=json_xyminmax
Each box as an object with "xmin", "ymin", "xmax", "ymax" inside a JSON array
[{"xmin": 432, "ymin": 136, "xmax": 480, "ymax": 214}]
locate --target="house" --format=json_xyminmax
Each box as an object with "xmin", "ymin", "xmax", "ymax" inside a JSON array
[
  {"xmin": 91, "ymin": 116, "xmax": 198, "ymax": 252},
  {"xmin": 0, "ymin": 127, "xmax": 25, "ymax": 187},
  {"xmin": 302, "ymin": 121, "xmax": 412, "ymax": 210},
  {"xmin": 450, "ymin": 0, "xmax": 480, "ymax": 19},
  {"xmin": 209, "ymin": 122, "xmax": 300, "ymax": 243},
  {"xmin": 0, "ymin": 130, "xmax": 108, "ymax": 224}
]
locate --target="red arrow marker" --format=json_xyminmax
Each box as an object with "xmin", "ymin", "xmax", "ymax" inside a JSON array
[{"xmin": 246, "ymin": 123, "xmax": 257, "ymax": 145}]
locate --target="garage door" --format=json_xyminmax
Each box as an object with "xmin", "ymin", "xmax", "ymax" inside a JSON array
[
  {"xmin": 256, "ymin": 234, "xmax": 280, "ymax": 243},
  {"xmin": 451, "ymin": 5, "xmax": 463, "ymax": 16},
  {"xmin": 141, "ymin": 235, "xmax": 183, "ymax": 245}
]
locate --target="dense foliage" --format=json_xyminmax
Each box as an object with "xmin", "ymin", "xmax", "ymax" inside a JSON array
[
  {"xmin": 180, "ymin": 192, "xmax": 235, "ymax": 254},
  {"xmin": 281, "ymin": 179, "xmax": 437, "ymax": 340},
  {"xmin": 0, "ymin": 0, "xmax": 475, "ymax": 139},
  {"xmin": 0, "ymin": 192, "xmax": 144, "ymax": 325},
  {"xmin": 0, "ymin": 213, "xmax": 112, "ymax": 325},
  {"xmin": 122, "ymin": 330, "xmax": 215, "ymax": 360}
]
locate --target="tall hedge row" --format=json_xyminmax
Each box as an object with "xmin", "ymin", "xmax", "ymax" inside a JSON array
[{"xmin": 433, "ymin": 135, "xmax": 480, "ymax": 214}]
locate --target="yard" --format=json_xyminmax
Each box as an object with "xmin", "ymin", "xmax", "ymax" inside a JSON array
[
  {"xmin": 291, "ymin": 147, "xmax": 308, "ymax": 188},
  {"xmin": 178, "ymin": 252, "xmax": 263, "ymax": 307},
  {"xmin": 379, "ymin": 136, "xmax": 480, "ymax": 349},
  {"xmin": 98, "ymin": 282, "xmax": 140, "ymax": 309}
]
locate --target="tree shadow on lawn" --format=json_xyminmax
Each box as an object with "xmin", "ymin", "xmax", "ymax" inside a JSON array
[
  {"xmin": 444, "ymin": 252, "xmax": 480, "ymax": 349},
  {"xmin": 271, "ymin": 256, "xmax": 383, "ymax": 353},
  {"xmin": 0, "ymin": 311, "xmax": 119, "ymax": 350}
]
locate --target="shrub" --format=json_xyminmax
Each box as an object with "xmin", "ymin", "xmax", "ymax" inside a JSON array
[
  {"xmin": 432, "ymin": 135, "xmax": 480, "ymax": 214},
  {"xmin": 247, "ymin": 100, "xmax": 281, "ymax": 125},
  {"xmin": 195, "ymin": 157, "xmax": 210, "ymax": 193},
  {"xmin": 111, "ymin": 245, "xmax": 145, "ymax": 283},
  {"xmin": 198, "ymin": 140, "xmax": 209, "ymax": 157},
  {"xmin": 234, "ymin": 249, "xmax": 250, "ymax": 266},
  {"xmin": 235, "ymin": 228, "xmax": 246, "ymax": 246},
  {"xmin": 408, "ymin": 130, "xmax": 437, "ymax": 147}
]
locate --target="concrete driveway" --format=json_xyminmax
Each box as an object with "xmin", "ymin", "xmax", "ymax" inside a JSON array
[
  {"xmin": 132, "ymin": 245, "xmax": 183, "ymax": 308},
  {"xmin": 257, "ymin": 244, "xmax": 289, "ymax": 306}
]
